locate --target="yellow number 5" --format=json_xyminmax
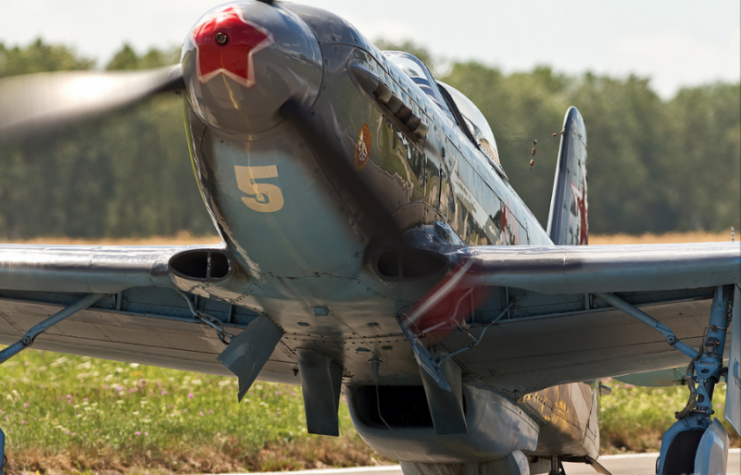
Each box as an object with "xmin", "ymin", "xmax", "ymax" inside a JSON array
[{"xmin": 234, "ymin": 165, "xmax": 285, "ymax": 213}]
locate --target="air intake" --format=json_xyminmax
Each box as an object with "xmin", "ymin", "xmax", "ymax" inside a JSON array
[
  {"xmin": 376, "ymin": 248, "xmax": 447, "ymax": 280},
  {"xmin": 351, "ymin": 385, "xmax": 434, "ymax": 429},
  {"xmin": 169, "ymin": 249, "xmax": 231, "ymax": 281}
]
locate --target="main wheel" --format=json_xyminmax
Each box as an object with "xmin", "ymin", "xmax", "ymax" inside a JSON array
[{"xmin": 661, "ymin": 429, "xmax": 703, "ymax": 475}]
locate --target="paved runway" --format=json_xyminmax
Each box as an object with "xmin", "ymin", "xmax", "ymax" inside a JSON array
[
  {"xmin": 228, "ymin": 449, "xmax": 740, "ymax": 475},
  {"xmin": 560, "ymin": 449, "xmax": 740, "ymax": 474}
]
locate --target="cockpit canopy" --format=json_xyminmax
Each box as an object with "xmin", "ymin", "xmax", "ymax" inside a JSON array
[
  {"xmin": 438, "ymin": 82, "xmax": 500, "ymax": 166},
  {"xmin": 382, "ymin": 51, "xmax": 448, "ymax": 112},
  {"xmin": 383, "ymin": 51, "xmax": 501, "ymax": 167}
]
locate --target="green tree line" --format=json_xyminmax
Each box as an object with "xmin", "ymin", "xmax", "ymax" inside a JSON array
[
  {"xmin": 0, "ymin": 39, "xmax": 738, "ymax": 239},
  {"xmin": 0, "ymin": 41, "xmax": 213, "ymax": 238}
]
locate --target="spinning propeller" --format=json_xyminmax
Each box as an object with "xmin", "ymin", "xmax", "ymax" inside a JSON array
[
  {"xmin": 0, "ymin": 66, "xmax": 184, "ymax": 142},
  {"xmin": 0, "ymin": 0, "xmax": 284, "ymax": 141}
]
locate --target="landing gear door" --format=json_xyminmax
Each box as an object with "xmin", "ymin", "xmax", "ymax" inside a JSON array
[{"xmin": 725, "ymin": 285, "xmax": 741, "ymax": 436}]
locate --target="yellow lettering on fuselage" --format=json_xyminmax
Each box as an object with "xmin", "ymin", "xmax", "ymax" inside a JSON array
[{"xmin": 234, "ymin": 165, "xmax": 284, "ymax": 213}]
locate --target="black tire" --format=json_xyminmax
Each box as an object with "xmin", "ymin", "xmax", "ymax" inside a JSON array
[{"xmin": 662, "ymin": 429, "xmax": 704, "ymax": 475}]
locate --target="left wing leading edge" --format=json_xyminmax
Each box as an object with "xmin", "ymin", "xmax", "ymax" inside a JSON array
[
  {"xmin": 0, "ymin": 244, "xmax": 193, "ymax": 294},
  {"xmin": 0, "ymin": 244, "xmax": 296, "ymax": 383}
]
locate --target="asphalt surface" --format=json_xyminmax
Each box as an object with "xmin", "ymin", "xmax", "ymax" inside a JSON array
[
  {"xmin": 221, "ymin": 449, "xmax": 741, "ymax": 475},
  {"xmin": 560, "ymin": 449, "xmax": 740, "ymax": 474}
]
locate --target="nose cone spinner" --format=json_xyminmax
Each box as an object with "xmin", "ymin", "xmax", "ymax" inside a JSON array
[{"xmin": 182, "ymin": 2, "xmax": 322, "ymax": 135}]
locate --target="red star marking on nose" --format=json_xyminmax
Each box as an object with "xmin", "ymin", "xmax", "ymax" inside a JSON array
[{"xmin": 191, "ymin": 5, "xmax": 274, "ymax": 88}]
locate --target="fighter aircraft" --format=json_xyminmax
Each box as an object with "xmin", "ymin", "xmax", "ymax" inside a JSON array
[{"xmin": 0, "ymin": 2, "xmax": 739, "ymax": 474}]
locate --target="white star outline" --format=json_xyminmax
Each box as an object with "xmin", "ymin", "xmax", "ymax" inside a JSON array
[
  {"xmin": 569, "ymin": 181, "xmax": 584, "ymax": 208},
  {"xmin": 191, "ymin": 5, "xmax": 275, "ymax": 89},
  {"xmin": 569, "ymin": 179, "xmax": 588, "ymax": 241}
]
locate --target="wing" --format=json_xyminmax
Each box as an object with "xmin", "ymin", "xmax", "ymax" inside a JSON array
[
  {"xmin": 1, "ymin": 241, "xmax": 738, "ymax": 396},
  {"xmin": 459, "ymin": 241, "xmax": 739, "ymax": 294},
  {"xmin": 0, "ymin": 244, "xmax": 295, "ymax": 384},
  {"xmin": 404, "ymin": 242, "xmax": 740, "ymax": 395}
]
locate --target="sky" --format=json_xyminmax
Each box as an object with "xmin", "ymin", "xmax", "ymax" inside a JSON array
[{"xmin": 0, "ymin": 0, "xmax": 738, "ymax": 99}]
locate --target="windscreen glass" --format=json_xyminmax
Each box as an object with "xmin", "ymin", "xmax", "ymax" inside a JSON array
[
  {"xmin": 438, "ymin": 82, "xmax": 500, "ymax": 165},
  {"xmin": 383, "ymin": 51, "xmax": 449, "ymax": 114}
]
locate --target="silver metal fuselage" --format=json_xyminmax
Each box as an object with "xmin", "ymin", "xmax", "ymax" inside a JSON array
[
  {"xmin": 179, "ymin": 2, "xmax": 592, "ymax": 466},
  {"xmin": 181, "ymin": 2, "xmax": 552, "ymax": 359}
]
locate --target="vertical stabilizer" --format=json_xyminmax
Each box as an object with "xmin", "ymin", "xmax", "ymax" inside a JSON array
[{"xmin": 547, "ymin": 107, "xmax": 588, "ymax": 245}]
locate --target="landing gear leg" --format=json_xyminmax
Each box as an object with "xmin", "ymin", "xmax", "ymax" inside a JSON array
[
  {"xmin": 548, "ymin": 456, "xmax": 565, "ymax": 475},
  {"xmin": 656, "ymin": 286, "xmax": 732, "ymax": 475},
  {"xmin": 598, "ymin": 287, "xmax": 735, "ymax": 474}
]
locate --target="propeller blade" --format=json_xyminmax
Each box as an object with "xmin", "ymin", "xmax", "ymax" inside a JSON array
[{"xmin": 0, "ymin": 65, "xmax": 184, "ymax": 141}]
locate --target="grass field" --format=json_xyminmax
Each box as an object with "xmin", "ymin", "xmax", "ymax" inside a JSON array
[
  {"xmin": 0, "ymin": 231, "xmax": 738, "ymax": 474},
  {"xmin": 600, "ymin": 379, "xmax": 739, "ymax": 453},
  {"xmin": 0, "ymin": 351, "xmax": 380, "ymax": 474},
  {"xmin": 1, "ymin": 351, "xmax": 737, "ymax": 474}
]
